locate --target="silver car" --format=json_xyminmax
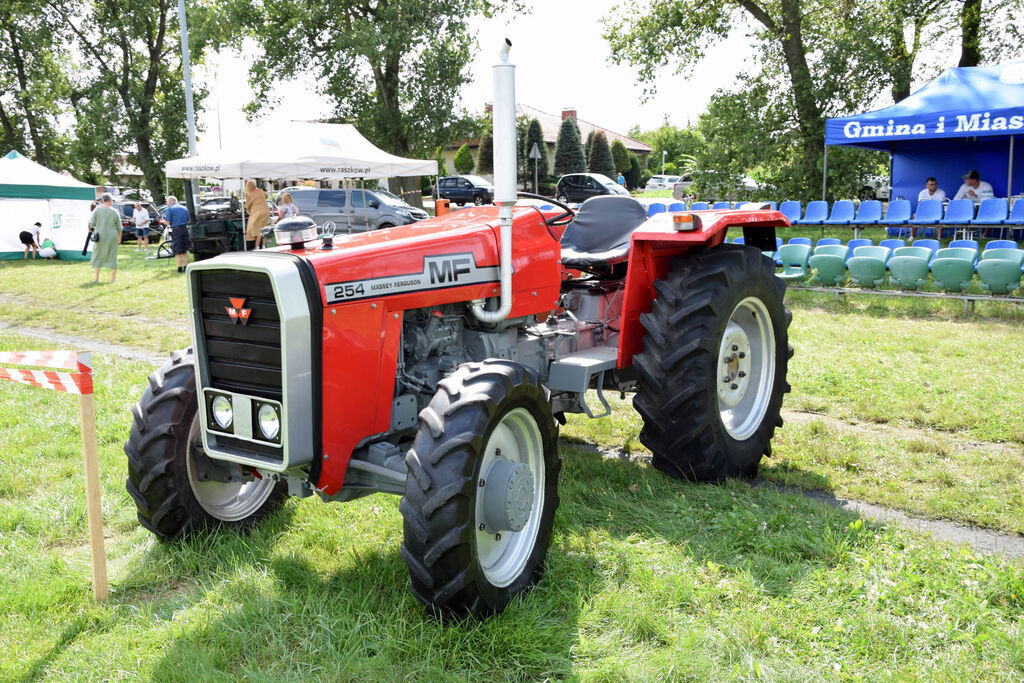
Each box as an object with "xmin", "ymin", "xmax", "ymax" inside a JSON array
[{"xmin": 289, "ymin": 187, "xmax": 429, "ymax": 233}]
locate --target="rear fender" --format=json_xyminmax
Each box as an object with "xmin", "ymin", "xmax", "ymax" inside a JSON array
[{"xmin": 617, "ymin": 209, "xmax": 788, "ymax": 368}]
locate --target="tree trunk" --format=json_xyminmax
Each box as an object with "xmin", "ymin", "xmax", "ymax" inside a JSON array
[
  {"xmin": 4, "ymin": 23, "xmax": 48, "ymax": 165},
  {"xmin": 958, "ymin": 0, "xmax": 982, "ymax": 67},
  {"xmin": 889, "ymin": 23, "xmax": 913, "ymax": 103},
  {"xmin": 768, "ymin": 0, "xmax": 824, "ymax": 171},
  {"xmin": 0, "ymin": 99, "xmax": 19, "ymax": 151}
]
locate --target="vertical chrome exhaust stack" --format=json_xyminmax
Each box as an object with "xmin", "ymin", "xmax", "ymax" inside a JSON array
[{"xmin": 471, "ymin": 38, "xmax": 515, "ymax": 323}]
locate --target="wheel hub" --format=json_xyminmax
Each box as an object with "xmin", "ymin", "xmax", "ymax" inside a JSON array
[
  {"xmin": 482, "ymin": 458, "xmax": 534, "ymax": 532},
  {"xmin": 717, "ymin": 321, "xmax": 752, "ymax": 408}
]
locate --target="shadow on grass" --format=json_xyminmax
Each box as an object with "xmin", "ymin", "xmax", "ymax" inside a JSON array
[{"xmin": 60, "ymin": 448, "xmax": 875, "ymax": 679}]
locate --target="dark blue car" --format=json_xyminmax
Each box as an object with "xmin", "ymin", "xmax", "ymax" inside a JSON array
[{"xmin": 433, "ymin": 175, "xmax": 494, "ymax": 206}]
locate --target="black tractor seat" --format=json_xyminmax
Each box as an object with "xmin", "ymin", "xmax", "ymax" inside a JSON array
[{"xmin": 560, "ymin": 196, "xmax": 650, "ymax": 268}]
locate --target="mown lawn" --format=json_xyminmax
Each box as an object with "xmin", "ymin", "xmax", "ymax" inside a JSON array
[{"xmin": 1, "ymin": 244, "xmax": 1023, "ymax": 678}]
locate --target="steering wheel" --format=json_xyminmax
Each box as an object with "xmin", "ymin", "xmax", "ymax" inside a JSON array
[{"xmin": 516, "ymin": 192, "xmax": 575, "ymax": 228}]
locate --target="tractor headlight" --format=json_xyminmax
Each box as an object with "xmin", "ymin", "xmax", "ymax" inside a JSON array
[
  {"xmin": 257, "ymin": 403, "xmax": 280, "ymax": 440},
  {"xmin": 211, "ymin": 395, "xmax": 233, "ymax": 430}
]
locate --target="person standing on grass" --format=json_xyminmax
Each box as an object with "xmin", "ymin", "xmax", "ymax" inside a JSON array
[
  {"xmin": 244, "ymin": 179, "xmax": 270, "ymax": 250},
  {"xmin": 132, "ymin": 201, "xmax": 151, "ymax": 252},
  {"xmin": 89, "ymin": 193, "xmax": 121, "ymax": 283},
  {"xmin": 19, "ymin": 221, "xmax": 41, "ymax": 259},
  {"xmin": 164, "ymin": 195, "xmax": 191, "ymax": 273}
]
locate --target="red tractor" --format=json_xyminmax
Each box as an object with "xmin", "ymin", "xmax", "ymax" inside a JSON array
[{"xmin": 125, "ymin": 41, "xmax": 791, "ymax": 617}]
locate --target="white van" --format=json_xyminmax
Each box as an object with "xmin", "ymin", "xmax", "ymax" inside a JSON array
[{"xmin": 644, "ymin": 175, "xmax": 681, "ymax": 192}]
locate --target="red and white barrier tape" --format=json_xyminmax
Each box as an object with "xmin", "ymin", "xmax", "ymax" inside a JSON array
[
  {"xmin": 0, "ymin": 351, "xmax": 93, "ymax": 395},
  {"xmin": 0, "ymin": 350, "xmax": 91, "ymax": 372}
]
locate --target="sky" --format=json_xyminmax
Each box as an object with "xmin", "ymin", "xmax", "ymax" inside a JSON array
[{"xmin": 192, "ymin": 1, "xmax": 756, "ymax": 155}]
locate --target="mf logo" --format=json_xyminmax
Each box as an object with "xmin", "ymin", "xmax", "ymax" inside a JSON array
[
  {"xmin": 427, "ymin": 255, "xmax": 472, "ymax": 284},
  {"xmin": 225, "ymin": 297, "xmax": 252, "ymax": 326}
]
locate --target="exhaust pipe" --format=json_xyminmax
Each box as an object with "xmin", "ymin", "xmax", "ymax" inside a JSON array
[{"xmin": 471, "ymin": 38, "xmax": 515, "ymax": 324}]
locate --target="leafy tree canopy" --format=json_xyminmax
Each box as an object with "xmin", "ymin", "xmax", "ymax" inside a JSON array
[{"xmin": 453, "ymin": 143, "xmax": 474, "ymax": 174}]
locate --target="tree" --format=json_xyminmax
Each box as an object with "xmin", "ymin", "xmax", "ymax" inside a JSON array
[
  {"xmin": 524, "ymin": 117, "xmax": 548, "ymax": 181},
  {"xmin": 235, "ymin": 0, "xmax": 509, "ymax": 203},
  {"xmin": 624, "ymin": 152, "xmax": 642, "ymax": 190},
  {"xmin": 453, "ymin": 143, "xmax": 474, "ymax": 174},
  {"xmin": 0, "ymin": 2, "xmax": 68, "ymax": 167},
  {"xmin": 553, "ymin": 117, "xmax": 585, "ymax": 175},
  {"xmin": 610, "ymin": 139, "xmax": 630, "ymax": 174},
  {"xmin": 588, "ymin": 132, "xmax": 615, "ymax": 178},
  {"xmin": 628, "ymin": 121, "xmax": 705, "ymax": 172},
  {"xmin": 50, "ymin": 0, "xmax": 215, "ymax": 199},
  {"xmin": 477, "ymin": 131, "xmax": 493, "ymax": 175},
  {"xmin": 583, "ymin": 130, "xmax": 594, "ymax": 168}
]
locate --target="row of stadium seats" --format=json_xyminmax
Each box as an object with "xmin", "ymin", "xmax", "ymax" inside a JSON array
[
  {"xmin": 640, "ymin": 199, "xmax": 1024, "ymax": 239},
  {"xmin": 769, "ymin": 240, "xmax": 1024, "ymax": 295}
]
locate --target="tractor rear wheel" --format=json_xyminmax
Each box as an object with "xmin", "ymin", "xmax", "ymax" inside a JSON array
[
  {"xmin": 400, "ymin": 360, "xmax": 560, "ymax": 617},
  {"xmin": 124, "ymin": 348, "xmax": 285, "ymax": 540},
  {"xmin": 633, "ymin": 245, "xmax": 791, "ymax": 481}
]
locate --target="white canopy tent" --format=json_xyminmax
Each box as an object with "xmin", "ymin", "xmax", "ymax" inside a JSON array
[{"xmin": 164, "ymin": 122, "xmax": 438, "ymax": 180}]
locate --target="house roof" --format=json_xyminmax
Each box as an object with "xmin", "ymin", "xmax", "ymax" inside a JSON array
[{"xmin": 517, "ymin": 104, "xmax": 651, "ymax": 154}]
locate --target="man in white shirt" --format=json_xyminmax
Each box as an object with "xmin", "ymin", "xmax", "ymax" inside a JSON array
[
  {"xmin": 917, "ymin": 177, "xmax": 946, "ymax": 203},
  {"xmin": 132, "ymin": 202, "xmax": 151, "ymax": 252},
  {"xmin": 953, "ymin": 169, "xmax": 995, "ymax": 203}
]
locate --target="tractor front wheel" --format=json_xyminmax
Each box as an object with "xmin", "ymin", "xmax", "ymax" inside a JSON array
[
  {"xmin": 124, "ymin": 348, "xmax": 285, "ymax": 540},
  {"xmin": 633, "ymin": 245, "xmax": 792, "ymax": 481},
  {"xmin": 400, "ymin": 360, "xmax": 560, "ymax": 617}
]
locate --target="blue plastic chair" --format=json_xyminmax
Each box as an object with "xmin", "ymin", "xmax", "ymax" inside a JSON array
[
  {"xmin": 984, "ymin": 240, "xmax": 1017, "ymax": 251},
  {"xmin": 816, "ymin": 238, "xmax": 841, "ymax": 247},
  {"xmin": 796, "ymin": 200, "xmax": 828, "ymax": 225},
  {"xmin": 879, "ymin": 238, "xmax": 905, "ymax": 253},
  {"xmin": 824, "ymin": 200, "xmax": 856, "ymax": 225},
  {"xmin": 911, "ymin": 238, "xmax": 941, "ymax": 257},
  {"xmin": 910, "ymin": 199, "xmax": 943, "ymax": 226},
  {"xmin": 883, "ymin": 199, "xmax": 912, "ymax": 237},
  {"xmin": 845, "ymin": 238, "xmax": 872, "ymax": 263},
  {"xmin": 939, "ymin": 199, "xmax": 976, "ymax": 235},
  {"xmin": 712, "ymin": 201, "xmax": 732, "ymax": 210},
  {"xmin": 668, "ymin": 202, "xmax": 685, "ymax": 212},
  {"xmin": 949, "ymin": 239, "xmax": 980, "ymax": 252},
  {"xmin": 690, "ymin": 202, "xmax": 710, "ymax": 211},
  {"xmin": 648, "ymin": 203, "xmax": 666, "ymax": 217},
  {"xmin": 854, "ymin": 200, "xmax": 882, "ymax": 225},
  {"xmin": 788, "ymin": 237, "xmax": 812, "ymax": 247},
  {"xmin": 779, "ymin": 201, "xmax": 802, "ymax": 224},
  {"xmin": 539, "ymin": 204, "xmax": 554, "ymax": 210},
  {"xmin": 973, "ymin": 198, "xmax": 1008, "ymax": 225},
  {"xmin": 1006, "ymin": 201, "xmax": 1024, "ymax": 226}
]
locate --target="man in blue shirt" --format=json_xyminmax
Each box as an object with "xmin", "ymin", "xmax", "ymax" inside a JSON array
[{"xmin": 164, "ymin": 195, "xmax": 191, "ymax": 273}]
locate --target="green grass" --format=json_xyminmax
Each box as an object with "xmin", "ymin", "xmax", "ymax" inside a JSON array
[
  {"xmin": 2, "ymin": 248, "xmax": 1024, "ymax": 677},
  {"xmin": 1, "ymin": 328, "xmax": 1021, "ymax": 679}
]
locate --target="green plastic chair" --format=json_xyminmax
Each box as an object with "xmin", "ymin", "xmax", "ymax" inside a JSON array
[
  {"xmin": 808, "ymin": 253, "xmax": 847, "ymax": 286},
  {"xmin": 932, "ymin": 247, "xmax": 978, "ymax": 266},
  {"xmin": 814, "ymin": 244, "xmax": 849, "ymax": 259},
  {"xmin": 980, "ymin": 248, "xmax": 1024, "ymax": 266},
  {"xmin": 930, "ymin": 257, "xmax": 975, "ymax": 292},
  {"xmin": 892, "ymin": 246, "xmax": 933, "ymax": 262},
  {"xmin": 852, "ymin": 245, "xmax": 891, "ymax": 263},
  {"xmin": 776, "ymin": 243, "xmax": 812, "ymax": 281},
  {"xmin": 887, "ymin": 255, "xmax": 929, "ymax": 290},
  {"xmin": 847, "ymin": 256, "xmax": 886, "ymax": 288},
  {"xmin": 978, "ymin": 259, "xmax": 1022, "ymax": 294}
]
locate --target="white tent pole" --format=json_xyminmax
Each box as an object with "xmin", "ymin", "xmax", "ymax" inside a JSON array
[{"xmin": 346, "ymin": 179, "xmax": 352, "ymax": 233}]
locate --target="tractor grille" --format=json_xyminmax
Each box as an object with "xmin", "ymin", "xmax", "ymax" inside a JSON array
[{"xmin": 197, "ymin": 269, "xmax": 282, "ymax": 400}]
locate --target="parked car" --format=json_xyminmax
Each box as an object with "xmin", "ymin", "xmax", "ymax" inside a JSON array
[
  {"xmin": 555, "ymin": 173, "xmax": 630, "ymax": 204},
  {"xmin": 644, "ymin": 175, "xmax": 681, "ymax": 192},
  {"xmin": 433, "ymin": 175, "xmax": 494, "ymax": 206},
  {"xmin": 858, "ymin": 175, "xmax": 891, "ymax": 201},
  {"xmin": 671, "ymin": 173, "xmax": 760, "ymax": 201},
  {"xmin": 112, "ymin": 201, "xmax": 161, "ymax": 242},
  {"xmin": 671, "ymin": 175, "xmax": 693, "ymax": 197},
  {"xmin": 289, "ymin": 187, "xmax": 429, "ymax": 232}
]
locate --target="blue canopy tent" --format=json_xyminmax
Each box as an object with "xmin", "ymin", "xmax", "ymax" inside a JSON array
[{"xmin": 824, "ymin": 61, "xmax": 1024, "ymax": 209}]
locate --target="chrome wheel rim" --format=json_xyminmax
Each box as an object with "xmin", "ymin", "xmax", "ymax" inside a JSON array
[
  {"xmin": 716, "ymin": 296, "xmax": 775, "ymax": 440},
  {"xmin": 185, "ymin": 417, "xmax": 276, "ymax": 522},
  {"xmin": 474, "ymin": 407, "xmax": 545, "ymax": 588}
]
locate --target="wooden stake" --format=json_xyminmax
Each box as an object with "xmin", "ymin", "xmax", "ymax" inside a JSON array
[{"xmin": 78, "ymin": 390, "xmax": 108, "ymax": 600}]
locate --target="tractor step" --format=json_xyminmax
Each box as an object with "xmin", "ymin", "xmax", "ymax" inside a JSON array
[{"xmin": 547, "ymin": 346, "xmax": 618, "ymax": 418}]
